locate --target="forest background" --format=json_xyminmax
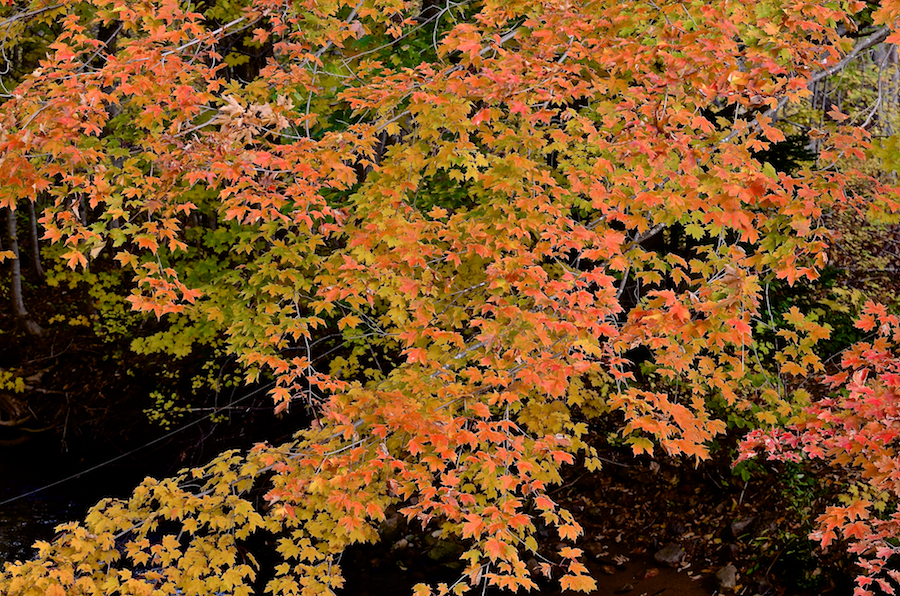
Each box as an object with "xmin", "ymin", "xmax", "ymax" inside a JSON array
[{"xmin": 2, "ymin": 0, "xmax": 900, "ymax": 594}]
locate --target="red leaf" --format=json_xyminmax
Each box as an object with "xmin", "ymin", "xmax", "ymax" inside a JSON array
[{"xmin": 484, "ymin": 537, "xmax": 505, "ymax": 560}]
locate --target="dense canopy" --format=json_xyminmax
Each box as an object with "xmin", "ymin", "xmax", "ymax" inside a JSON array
[{"xmin": 2, "ymin": 0, "xmax": 900, "ymax": 593}]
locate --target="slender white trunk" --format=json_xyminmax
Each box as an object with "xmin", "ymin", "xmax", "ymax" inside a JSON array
[{"xmin": 7, "ymin": 207, "xmax": 42, "ymax": 336}]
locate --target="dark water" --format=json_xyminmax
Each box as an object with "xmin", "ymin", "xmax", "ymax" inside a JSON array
[
  {"xmin": 0, "ymin": 445, "xmax": 150, "ymax": 565},
  {"xmin": 0, "ymin": 398, "xmax": 310, "ymax": 568}
]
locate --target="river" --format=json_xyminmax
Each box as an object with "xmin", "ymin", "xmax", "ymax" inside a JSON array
[{"xmin": 0, "ymin": 441, "xmax": 158, "ymax": 565}]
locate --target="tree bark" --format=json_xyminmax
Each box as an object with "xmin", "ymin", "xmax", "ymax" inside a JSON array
[
  {"xmin": 27, "ymin": 200, "xmax": 45, "ymax": 281},
  {"xmin": 6, "ymin": 207, "xmax": 43, "ymax": 336}
]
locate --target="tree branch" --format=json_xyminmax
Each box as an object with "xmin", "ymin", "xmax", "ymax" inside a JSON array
[{"xmin": 723, "ymin": 26, "xmax": 891, "ymax": 143}]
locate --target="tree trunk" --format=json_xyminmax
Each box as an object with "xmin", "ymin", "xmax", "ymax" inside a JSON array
[
  {"xmin": 27, "ymin": 200, "xmax": 45, "ymax": 281},
  {"xmin": 7, "ymin": 207, "xmax": 43, "ymax": 336}
]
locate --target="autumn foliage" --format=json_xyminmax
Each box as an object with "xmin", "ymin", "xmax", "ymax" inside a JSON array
[
  {"xmin": 2, "ymin": 0, "xmax": 900, "ymax": 593},
  {"xmin": 741, "ymin": 302, "xmax": 900, "ymax": 594}
]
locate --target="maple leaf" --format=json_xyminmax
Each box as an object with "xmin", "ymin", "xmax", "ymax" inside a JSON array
[
  {"xmin": 134, "ymin": 234, "xmax": 159, "ymax": 253},
  {"xmin": 456, "ymin": 39, "xmax": 480, "ymax": 60},
  {"xmin": 551, "ymin": 450, "xmax": 574, "ymax": 464},
  {"xmin": 398, "ymin": 278, "xmax": 419, "ymax": 297},
  {"xmin": 534, "ymin": 495, "xmax": 555, "ymax": 512},
  {"xmin": 726, "ymin": 317, "xmax": 752, "ymax": 337},
  {"xmin": 462, "ymin": 514, "xmax": 484, "ymax": 538},
  {"xmin": 559, "ymin": 574, "xmax": 596, "ymax": 592},
  {"xmin": 827, "ymin": 107, "xmax": 850, "ymax": 122},
  {"xmin": 62, "ymin": 250, "xmax": 88, "ymax": 270},
  {"xmin": 471, "ymin": 109, "xmax": 492, "ymax": 126},
  {"xmin": 484, "ymin": 537, "xmax": 506, "ymax": 561},
  {"xmin": 405, "ymin": 347, "xmax": 428, "ymax": 363},
  {"xmin": 558, "ymin": 523, "xmax": 582, "ymax": 541}
]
